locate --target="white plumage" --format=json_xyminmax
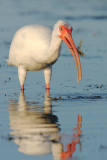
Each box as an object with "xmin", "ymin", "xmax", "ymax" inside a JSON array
[{"xmin": 7, "ymin": 20, "xmax": 82, "ymax": 90}]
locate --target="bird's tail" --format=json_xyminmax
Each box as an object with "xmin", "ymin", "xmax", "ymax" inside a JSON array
[{"xmin": 6, "ymin": 59, "xmax": 13, "ymax": 65}]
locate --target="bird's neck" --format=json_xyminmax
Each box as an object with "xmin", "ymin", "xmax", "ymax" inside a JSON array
[{"xmin": 46, "ymin": 31, "xmax": 62, "ymax": 64}]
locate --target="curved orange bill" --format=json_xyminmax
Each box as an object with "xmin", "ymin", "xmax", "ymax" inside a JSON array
[{"xmin": 63, "ymin": 29, "xmax": 82, "ymax": 83}]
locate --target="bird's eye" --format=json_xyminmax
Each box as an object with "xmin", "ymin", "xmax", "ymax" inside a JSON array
[{"xmin": 60, "ymin": 28, "xmax": 63, "ymax": 31}]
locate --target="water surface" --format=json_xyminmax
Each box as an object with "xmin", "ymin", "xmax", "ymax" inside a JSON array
[{"xmin": 0, "ymin": 0, "xmax": 107, "ymax": 160}]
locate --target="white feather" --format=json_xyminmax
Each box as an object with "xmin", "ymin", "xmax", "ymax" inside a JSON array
[{"xmin": 7, "ymin": 20, "xmax": 71, "ymax": 88}]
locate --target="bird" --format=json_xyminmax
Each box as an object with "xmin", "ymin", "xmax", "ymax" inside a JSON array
[{"xmin": 7, "ymin": 20, "xmax": 82, "ymax": 91}]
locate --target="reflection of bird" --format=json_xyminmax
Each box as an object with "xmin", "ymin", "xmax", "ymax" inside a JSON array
[
  {"xmin": 60, "ymin": 114, "xmax": 82, "ymax": 160},
  {"xmin": 8, "ymin": 91, "xmax": 61, "ymax": 158},
  {"xmin": 7, "ymin": 20, "xmax": 82, "ymax": 90},
  {"xmin": 8, "ymin": 93, "xmax": 82, "ymax": 159}
]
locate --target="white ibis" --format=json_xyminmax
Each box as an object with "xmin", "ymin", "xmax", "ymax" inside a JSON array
[{"xmin": 7, "ymin": 20, "xmax": 82, "ymax": 90}]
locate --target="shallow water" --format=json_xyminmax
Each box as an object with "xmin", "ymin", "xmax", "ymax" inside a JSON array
[{"xmin": 0, "ymin": 0, "xmax": 107, "ymax": 160}]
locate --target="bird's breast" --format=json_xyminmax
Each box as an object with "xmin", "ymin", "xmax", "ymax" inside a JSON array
[{"xmin": 46, "ymin": 47, "xmax": 61, "ymax": 65}]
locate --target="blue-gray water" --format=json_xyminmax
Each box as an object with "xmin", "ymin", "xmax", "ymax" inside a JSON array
[{"xmin": 0, "ymin": 0, "xmax": 107, "ymax": 160}]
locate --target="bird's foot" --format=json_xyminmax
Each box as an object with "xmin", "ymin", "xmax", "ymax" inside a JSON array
[
  {"xmin": 21, "ymin": 85, "xmax": 24, "ymax": 94},
  {"xmin": 46, "ymin": 84, "xmax": 50, "ymax": 92}
]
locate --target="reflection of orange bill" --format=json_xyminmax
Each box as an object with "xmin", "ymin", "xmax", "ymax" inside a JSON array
[
  {"xmin": 60, "ymin": 114, "xmax": 82, "ymax": 160},
  {"xmin": 77, "ymin": 114, "xmax": 82, "ymax": 123}
]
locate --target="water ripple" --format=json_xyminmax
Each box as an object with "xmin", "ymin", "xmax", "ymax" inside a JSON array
[{"xmin": 65, "ymin": 15, "xmax": 107, "ymax": 21}]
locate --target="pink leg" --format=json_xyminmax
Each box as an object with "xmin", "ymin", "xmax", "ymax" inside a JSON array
[
  {"xmin": 21, "ymin": 85, "xmax": 24, "ymax": 94},
  {"xmin": 21, "ymin": 85, "xmax": 24, "ymax": 90},
  {"xmin": 46, "ymin": 84, "xmax": 50, "ymax": 89}
]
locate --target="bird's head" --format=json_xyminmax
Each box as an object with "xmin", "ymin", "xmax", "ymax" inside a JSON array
[{"xmin": 54, "ymin": 20, "xmax": 82, "ymax": 83}]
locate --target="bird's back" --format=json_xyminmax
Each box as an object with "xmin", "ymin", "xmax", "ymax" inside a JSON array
[{"xmin": 7, "ymin": 25, "xmax": 52, "ymax": 67}]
